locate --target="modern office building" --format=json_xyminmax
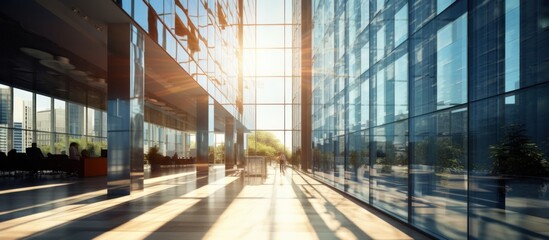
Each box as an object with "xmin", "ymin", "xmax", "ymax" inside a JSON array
[
  {"xmin": 305, "ymin": 0, "xmax": 549, "ymax": 239},
  {"xmin": 1, "ymin": 0, "xmax": 548, "ymax": 239}
]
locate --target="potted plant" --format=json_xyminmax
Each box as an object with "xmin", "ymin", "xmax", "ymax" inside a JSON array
[{"xmin": 147, "ymin": 146, "xmax": 163, "ymax": 171}]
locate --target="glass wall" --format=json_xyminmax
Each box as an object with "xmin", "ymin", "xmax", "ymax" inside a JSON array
[
  {"xmin": 310, "ymin": 0, "xmax": 549, "ymax": 239},
  {"xmin": 144, "ymin": 121, "xmax": 191, "ymax": 158},
  {"xmin": 0, "ymin": 85, "xmax": 191, "ymax": 160},
  {"xmin": 116, "ymin": 0, "xmax": 242, "ymax": 126},
  {"xmin": 243, "ymin": 0, "xmax": 296, "ymax": 162},
  {"xmin": 0, "ymin": 86, "xmax": 106, "ymax": 156}
]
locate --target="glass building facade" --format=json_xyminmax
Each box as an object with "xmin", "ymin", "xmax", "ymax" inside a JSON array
[
  {"xmin": 309, "ymin": 0, "xmax": 549, "ymax": 239},
  {"xmin": 243, "ymin": 0, "xmax": 297, "ymax": 161}
]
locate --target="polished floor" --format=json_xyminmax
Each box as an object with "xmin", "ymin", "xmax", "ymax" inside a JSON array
[{"xmin": 0, "ymin": 165, "xmax": 430, "ymax": 240}]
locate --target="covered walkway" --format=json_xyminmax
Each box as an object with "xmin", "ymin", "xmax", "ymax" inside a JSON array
[{"xmin": 0, "ymin": 165, "xmax": 430, "ymax": 239}]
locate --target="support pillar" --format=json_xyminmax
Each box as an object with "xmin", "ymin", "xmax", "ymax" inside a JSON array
[
  {"xmin": 196, "ymin": 95, "xmax": 210, "ymax": 164},
  {"xmin": 224, "ymin": 117, "xmax": 235, "ymax": 169},
  {"xmin": 107, "ymin": 23, "xmax": 145, "ymax": 195},
  {"xmin": 301, "ymin": 0, "xmax": 313, "ymax": 172},
  {"xmin": 236, "ymin": 129, "xmax": 244, "ymax": 167}
]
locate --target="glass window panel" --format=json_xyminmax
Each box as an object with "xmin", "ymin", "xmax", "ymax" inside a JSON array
[
  {"xmin": 285, "ymin": 49, "xmax": 292, "ymax": 76},
  {"xmin": 346, "ymin": 130, "xmax": 369, "ymax": 201},
  {"xmin": 256, "ymin": 49, "xmax": 285, "ymax": 76},
  {"xmin": 375, "ymin": 26, "xmax": 385, "ymax": 63},
  {"xmin": 243, "ymin": 50, "xmax": 256, "ymax": 76},
  {"xmin": 505, "ymin": 0, "xmax": 520, "ymax": 92},
  {"xmin": 361, "ymin": 78, "xmax": 370, "ymax": 129},
  {"xmin": 394, "ymin": 4, "xmax": 408, "ymax": 47},
  {"xmin": 375, "ymin": 0, "xmax": 385, "ymax": 15},
  {"xmin": 256, "ymin": 26, "xmax": 285, "ymax": 48},
  {"xmin": 285, "ymin": 77, "xmax": 292, "ymax": 103},
  {"xmin": 101, "ymin": 111, "xmax": 107, "ymax": 137},
  {"xmin": 244, "ymin": 105, "xmax": 256, "ymax": 129},
  {"xmin": 284, "ymin": 0, "xmax": 292, "ymax": 24},
  {"xmin": 243, "ymin": 26, "xmax": 256, "ymax": 48},
  {"xmin": 69, "ymin": 134, "xmax": 86, "ymax": 154},
  {"xmin": 285, "ymin": 25, "xmax": 292, "ymax": 48},
  {"xmin": 0, "ymin": 84, "xmax": 11, "ymax": 127},
  {"xmin": 361, "ymin": 41, "xmax": 370, "ymax": 74},
  {"xmin": 133, "ymin": 0, "xmax": 149, "ymax": 30},
  {"xmin": 0, "ymin": 85, "xmax": 11, "ymax": 138},
  {"xmin": 348, "ymin": 84, "xmax": 360, "ymax": 131},
  {"xmin": 166, "ymin": 30, "xmax": 177, "ymax": 59},
  {"xmin": 36, "ymin": 94, "xmax": 51, "ymax": 132},
  {"xmin": 13, "ymin": 88, "xmax": 33, "ymax": 131},
  {"xmin": 256, "ymin": 78, "xmax": 285, "ymax": 104},
  {"xmin": 360, "ymin": 0, "xmax": 369, "ymax": 30},
  {"xmin": 256, "ymin": 0, "xmax": 285, "ymax": 24},
  {"xmin": 436, "ymin": 13, "xmax": 467, "ymax": 110},
  {"xmin": 337, "ymin": 15, "xmax": 345, "ymax": 59},
  {"xmin": 395, "ymin": 53, "xmax": 408, "ymax": 120},
  {"xmin": 54, "ymin": 133, "xmax": 67, "ymax": 154},
  {"xmin": 256, "ymin": 105, "xmax": 285, "ymax": 130},
  {"xmin": 334, "ymin": 134, "xmax": 345, "ymax": 190},
  {"xmin": 470, "ymin": 85, "xmax": 549, "ymax": 240},
  {"xmin": 374, "ymin": 67, "xmax": 386, "ymax": 126},
  {"xmin": 437, "ymin": 0, "xmax": 456, "ymax": 14},
  {"xmin": 54, "ymin": 99, "xmax": 66, "ymax": 133},
  {"xmin": 13, "ymin": 129, "xmax": 33, "ymax": 152},
  {"xmin": 36, "ymin": 132, "xmax": 52, "ymax": 155},
  {"xmin": 68, "ymin": 102, "xmax": 85, "ymax": 135},
  {"xmin": 347, "ymin": 0, "xmax": 358, "ymax": 43},
  {"xmin": 371, "ymin": 121, "xmax": 408, "ymax": 220},
  {"xmin": 247, "ymin": 130, "xmax": 284, "ymax": 156},
  {"xmin": 285, "ymin": 105, "xmax": 292, "ymax": 131},
  {"xmin": 163, "ymin": 0, "xmax": 175, "ymax": 29},
  {"xmin": 284, "ymin": 130, "xmax": 292, "ymax": 154},
  {"xmin": 87, "ymin": 108, "xmax": 102, "ymax": 137},
  {"xmin": 87, "ymin": 137, "xmax": 106, "ymax": 157},
  {"xmin": 411, "ymin": 108, "xmax": 467, "ymax": 239}
]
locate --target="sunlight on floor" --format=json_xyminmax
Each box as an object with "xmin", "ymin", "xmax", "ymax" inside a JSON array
[
  {"xmin": 0, "ymin": 183, "xmax": 73, "ymax": 195},
  {"xmin": 94, "ymin": 177, "xmax": 240, "ymax": 239}
]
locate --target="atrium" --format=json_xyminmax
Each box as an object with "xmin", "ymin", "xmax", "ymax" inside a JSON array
[{"xmin": 1, "ymin": 0, "xmax": 548, "ymax": 239}]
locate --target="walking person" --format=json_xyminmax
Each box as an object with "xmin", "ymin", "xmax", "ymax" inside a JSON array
[{"xmin": 278, "ymin": 152, "xmax": 286, "ymax": 176}]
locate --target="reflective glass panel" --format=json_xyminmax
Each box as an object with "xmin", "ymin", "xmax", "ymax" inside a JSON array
[
  {"xmin": 394, "ymin": 4, "xmax": 408, "ymax": 47},
  {"xmin": 436, "ymin": 13, "xmax": 467, "ymax": 110},
  {"xmin": 411, "ymin": 107, "xmax": 468, "ymax": 239},
  {"xmin": 371, "ymin": 121, "xmax": 408, "ymax": 220},
  {"xmin": 469, "ymin": 85, "xmax": 549, "ymax": 240}
]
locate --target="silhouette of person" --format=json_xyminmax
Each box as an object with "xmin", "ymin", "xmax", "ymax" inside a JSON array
[
  {"xmin": 69, "ymin": 142, "xmax": 81, "ymax": 160},
  {"xmin": 278, "ymin": 152, "xmax": 286, "ymax": 176},
  {"xmin": 26, "ymin": 142, "xmax": 45, "ymax": 159}
]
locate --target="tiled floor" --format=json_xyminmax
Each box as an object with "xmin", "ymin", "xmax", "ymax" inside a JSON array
[{"xmin": 0, "ymin": 165, "xmax": 430, "ymax": 240}]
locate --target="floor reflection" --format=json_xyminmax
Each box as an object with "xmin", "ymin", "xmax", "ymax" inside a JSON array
[{"xmin": 0, "ymin": 165, "xmax": 429, "ymax": 240}]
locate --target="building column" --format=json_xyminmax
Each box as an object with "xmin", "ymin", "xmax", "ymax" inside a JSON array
[
  {"xmin": 301, "ymin": 0, "xmax": 313, "ymax": 172},
  {"xmin": 107, "ymin": 23, "xmax": 145, "ymax": 196},
  {"xmin": 224, "ymin": 117, "xmax": 235, "ymax": 169},
  {"xmin": 236, "ymin": 129, "xmax": 244, "ymax": 167},
  {"xmin": 196, "ymin": 95, "xmax": 210, "ymax": 164}
]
